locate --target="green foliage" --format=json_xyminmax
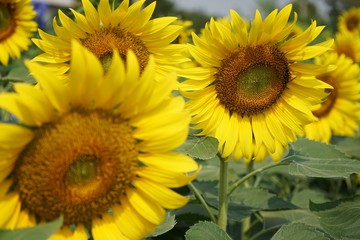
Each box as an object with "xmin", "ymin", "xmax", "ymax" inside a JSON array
[
  {"xmin": 286, "ymin": 138, "xmax": 360, "ymax": 178},
  {"xmin": 176, "ymin": 136, "xmax": 219, "ymax": 160},
  {"xmin": 148, "ymin": 213, "xmax": 177, "ymax": 237},
  {"xmin": 271, "ymin": 223, "xmax": 331, "ymax": 240},
  {"xmin": 0, "ymin": 217, "xmax": 63, "ymax": 240},
  {"xmin": 185, "ymin": 221, "xmax": 231, "ymax": 240},
  {"xmin": 310, "ymin": 196, "xmax": 360, "ymax": 239}
]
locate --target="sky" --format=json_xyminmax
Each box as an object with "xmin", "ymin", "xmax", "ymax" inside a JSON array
[{"xmin": 168, "ymin": 0, "xmax": 330, "ymax": 20}]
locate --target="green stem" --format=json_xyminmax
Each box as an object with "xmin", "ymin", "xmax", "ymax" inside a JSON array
[
  {"xmin": 188, "ymin": 182, "xmax": 217, "ymax": 223},
  {"xmin": 217, "ymin": 157, "xmax": 229, "ymax": 230},
  {"xmin": 242, "ymin": 160, "xmax": 255, "ymax": 240},
  {"xmin": 228, "ymin": 161, "xmax": 288, "ymax": 197}
]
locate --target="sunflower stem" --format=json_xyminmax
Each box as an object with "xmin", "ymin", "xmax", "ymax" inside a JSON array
[
  {"xmin": 227, "ymin": 161, "xmax": 288, "ymax": 197},
  {"xmin": 217, "ymin": 156, "xmax": 229, "ymax": 230},
  {"xmin": 241, "ymin": 160, "xmax": 254, "ymax": 240},
  {"xmin": 188, "ymin": 182, "xmax": 217, "ymax": 223}
]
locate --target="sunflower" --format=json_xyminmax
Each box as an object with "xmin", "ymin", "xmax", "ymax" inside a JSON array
[
  {"xmin": 0, "ymin": 41, "xmax": 198, "ymax": 239},
  {"xmin": 31, "ymin": 0, "xmax": 188, "ymax": 78},
  {"xmin": 180, "ymin": 4, "xmax": 334, "ymax": 162},
  {"xmin": 338, "ymin": 7, "xmax": 360, "ymax": 35},
  {"xmin": 333, "ymin": 31, "xmax": 360, "ymax": 62},
  {"xmin": 173, "ymin": 19, "xmax": 194, "ymax": 44},
  {"xmin": 0, "ymin": 0, "xmax": 37, "ymax": 65},
  {"xmin": 304, "ymin": 52, "xmax": 360, "ymax": 143}
]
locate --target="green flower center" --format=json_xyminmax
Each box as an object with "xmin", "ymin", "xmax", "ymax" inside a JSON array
[
  {"xmin": 65, "ymin": 155, "xmax": 100, "ymax": 186},
  {"xmin": 15, "ymin": 109, "xmax": 139, "ymax": 225},
  {"xmin": 0, "ymin": 3, "xmax": 15, "ymax": 40},
  {"xmin": 215, "ymin": 44, "xmax": 290, "ymax": 116},
  {"xmin": 237, "ymin": 65, "xmax": 278, "ymax": 96}
]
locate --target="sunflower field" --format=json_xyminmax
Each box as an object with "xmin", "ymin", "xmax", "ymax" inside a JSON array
[{"xmin": 0, "ymin": 0, "xmax": 360, "ymax": 239}]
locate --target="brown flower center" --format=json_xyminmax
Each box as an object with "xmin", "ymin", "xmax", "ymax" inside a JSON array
[
  {"xmin": 346, "ymin": 16, "xmax": 359, "ymax": 31},
  {"xmin": 335, "ymin": 45, "xmax": 356, "ymax": 62},
  {"xmin": 0, "ymin": 3, "xmax": 16, "ymax": 40},
  {"xmin": 313, "ymin": 74, "xmax": 337, "ymax": 117},
  {"xmin": 81, "ymin": 27, "xmax": 150, "ymax": 71},
  {"xmin": 15, "ymin": 110, "xmax": 138, "ymax": 225},
  {"xmin": 215, "ymin": 44, "xmax": 290, "ymax": 116}
]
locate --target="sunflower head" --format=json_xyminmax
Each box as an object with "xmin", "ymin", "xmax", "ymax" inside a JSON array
[
  {"xmin": 0, "ymin": 0, "xmax": 37, "ymax": 65},
  {"xmin": 333, "ymin": 31, "xmax": 360, "ymax": 62},
  {"xmin": 305, "ymin": 51, "xmax": 360, "ymax": 143},
  {"xmin": 0, "ymin": 41, "xmax": 199, "ymax": 239},
  {"xmin": 32, "ymin": 0, "xmax": 188, "ymax": 79},
  {"xmin": 180, "ymin": 4, "xmax": 334, "ymax": 162},
  {"xmin": 338, "ymin": 7, "xmax": 360, "ymax": 34}
]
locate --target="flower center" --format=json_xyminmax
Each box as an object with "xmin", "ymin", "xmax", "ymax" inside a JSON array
[
  {"xmin": 215, "ymin": 44, "xmax": 290, "ymax": 116},
  {"xmin": 335, "ymin": 45, "xmax": 356, "ymax": 62},
  {"xmin": 0, "ymin": 3, "xmax": 16, "ymax": 40},
  {"xmin": 346, "ymin": 16, "xmax": 359, "ymax": 31},
  {"xmin": 81, "ymin": 27, "xmax": 150, "ymax": 71},
  {"xmin": 64, "ymin": 155, "xmax": 100, "ymax": 186},
  {"xmin": 15, "ymin": 109, "xmax": 139, "ymax": 225},
  {"xmin": 312, "ymin": 75, "xmax": 337, "ymax": 117}
]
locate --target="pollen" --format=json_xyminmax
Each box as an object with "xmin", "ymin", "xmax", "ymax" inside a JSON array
[
  {"xmin": 81, "ymin": 27, "xmax": 150, "ymax": 71},
  {"xmin": 0, "ymin": 3, "xmax": 16, "ymax": 40},
  {"xmin": 215, "ymin": 44, "xmax": 290, "ymax": 116},
  {"xmin": 15, "ymin": 109, "xmax": 139, "ymax": 225}
]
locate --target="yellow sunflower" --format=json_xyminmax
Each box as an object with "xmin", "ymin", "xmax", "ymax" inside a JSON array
[
  {"xmin": 0, "ymin": 0, "xmax": 37, "ymax": 65},
  {"xmin": 338, "ymin": 7, "xmax": 360, "ymax": 35},
  {"xmin": 173, "ymin": 19, "xmax": 194, "ymax": 44},
  {"xmin": 333, "ymin": 31, "xmax": 360, "ymax": 62},
  {"xmin": 32, "ymin": 0, "xmax": 188, "ymax": 78},
  {"xmin": 304, "ymin": 52, "xmax": 360, "ymax": 143},
  {"xmin": 180, "ymin": 4, "xmax": 334, "ymax": 163},
  {"xmin": 0, "ymin": 41, "xmax": 198, "ymax": 239}
]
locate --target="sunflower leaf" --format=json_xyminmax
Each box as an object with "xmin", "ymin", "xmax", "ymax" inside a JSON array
[
  {"xmin": 271, "ymin": 222, "xmax": 331, "ymax": 240},
  {"xmin": 309, "ymin": 196, "xmax": 360, "ymax": 240},
  {"xmin": 185, "ymin": 221, "xmax": 231, "ymax": 240},
  {"xmin": 0, "ymin": 216, "xmax": 63, "ymax": 240},
  {"xmin": 332, "ymin": 136, "xmax": 360, "ymax": 159},
  {"xmin": 285, "ymin": 138, "xmax": 360, "ymax": 178},
  {"xmin": 148, "ymin": 212, "xmax": 176, "ymax": 237},
  {"xmin": 175, "ymin": 136, "xmax": 219, "ymax": 160}
]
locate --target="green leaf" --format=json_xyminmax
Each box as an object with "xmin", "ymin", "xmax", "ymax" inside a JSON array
[
  {"xmin": 291, "ymin": 189, "xmax": 328, "ymax": 209},
  {"xmin": 262, "ymin": 209, "xmax": 321, "ymax": 229},
  {"xmin": 332, "ymin": 136, "xmax": 360, "ymax": 159},
  {"xmin": 0, "ymin": 216, "xmax": 63, "ymax": 240},
  {"xmin": 231, "ymin": 187, "xmax": 297, "ymax": 210},
  {"xmin": 310, "ymin": 196, "xmax": 360, "ymax": 239},
  {"xmin": 286, "ymin": 138, "xmax": 360, "ymax": 178},
  {"xmin": 185, "ymin": 221, "xmax": 231, "ymax": 240},
  {"xmin": 271, "ymin": 223, "xmax": 330, "ymax": 240},
  {"xmin": 2, "ymin": 66, "xmax": 35, "ymax": 83},
  {"xmin": 148, "ymin": 213, "xmax": 176, "ymax": 237},
  {"xmin": 175, "ymin": 136, "xmax": 219, "ymax": 160},
  {"xmin": 228, "ymin": 187, "xmax": 297, "ymax": 222}
]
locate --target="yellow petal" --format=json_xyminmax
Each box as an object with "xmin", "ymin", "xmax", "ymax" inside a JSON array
[
  {"xmin": 127, "ymin": 189, "xmax": 165, "ymax": 225},
  {"xmin": 25, "ymin": 61, "xmax": 69, "ymax": 114},
  {"xmin": 15, "ymin": 210, "xmax": 36, "ymax": 228},
  {"xmin": 113, "ymin": 198, "xmax": 155, "ymax": 239},
  {"xmin": 0, "ymin": 123, "xmax": 33, "ymax": 149},
  {"xmin": 0, "ymin": 192, "xmax": 20, "ymax": 228},
  {"xmin": 133, "ymin": 179, "xmax": 189, "ymax": 209},
  {"xmin": 91, "ymin": 214, "xmax": 128, "ymax": 240},
  {"xmin": 138, "ymin": 152, "xmax": 199, "ymax": 173}
]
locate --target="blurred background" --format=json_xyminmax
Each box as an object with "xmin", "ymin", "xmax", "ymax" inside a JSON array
[{"xmin": 31, "ymin": 0, "xmax": 360, "ymax": 34}]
